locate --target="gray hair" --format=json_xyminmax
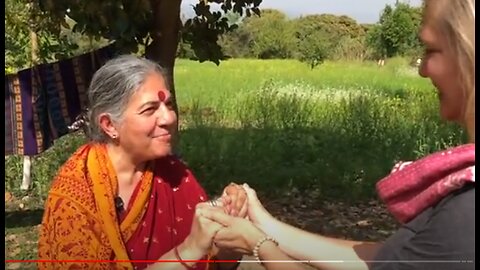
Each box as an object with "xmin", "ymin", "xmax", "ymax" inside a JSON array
[{"xmin": 86, "ymin": 55, "xmax": 169, "ymax": 142}]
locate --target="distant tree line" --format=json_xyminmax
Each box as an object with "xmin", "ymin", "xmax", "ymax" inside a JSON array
[
  {"xmin": 179, "ymin": 3, "xmax": 424, "ymax": 68},
  {"xmin": 6, "ymin": 1, "xmax": 423, "ymax": 72}
]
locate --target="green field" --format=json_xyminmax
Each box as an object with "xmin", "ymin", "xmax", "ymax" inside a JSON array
[{"xmin": 174, "ymin": 58, "xmax": 465, "ymax": 198}]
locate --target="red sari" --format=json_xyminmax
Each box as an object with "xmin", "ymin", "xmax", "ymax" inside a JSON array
[
  {"xmin": 38, "ymin": 144, "xmax": 211, "ymax": 270},
  {"xmin": 121, "ymin": 156, "xmax": 210, "ymax": 270}
]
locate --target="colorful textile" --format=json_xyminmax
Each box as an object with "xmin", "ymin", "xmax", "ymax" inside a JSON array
[
  {"xmin": 4, "ymin": 45, "xmax": 116, "ymax": 156},
  {"xmin": 38, "ymin": 143, "xmax": 211, "ymax": 270},
  {"xmin": 376, "ymin": 144, "xmax": 475, "ymax": 224}
]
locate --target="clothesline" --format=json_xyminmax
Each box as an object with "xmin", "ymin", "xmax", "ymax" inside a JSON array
[{"xmin": 5, "ymin": 44, "xmax": 117, "ymax": 156}]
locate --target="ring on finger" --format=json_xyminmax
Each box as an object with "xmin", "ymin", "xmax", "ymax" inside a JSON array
[{"xmin": 208, "ymin": 199, "xmax": 218, "ymax": 207}]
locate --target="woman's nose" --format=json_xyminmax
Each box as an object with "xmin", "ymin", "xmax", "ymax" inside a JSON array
[{"xmin": 157, "ymin": 104, "xmax": 176, "ymax": 125}]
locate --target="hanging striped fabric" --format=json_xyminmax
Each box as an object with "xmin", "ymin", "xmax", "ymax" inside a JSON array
[{"xmin": 4, "ymin": 44, "xmax": 117, "ymax": 156}]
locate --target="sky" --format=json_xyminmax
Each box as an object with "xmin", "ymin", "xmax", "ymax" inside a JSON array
[{"xmin": 181, "ymin": 0, "xmax": 423, "ymax": 24}]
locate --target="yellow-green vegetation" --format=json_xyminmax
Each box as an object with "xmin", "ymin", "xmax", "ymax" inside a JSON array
[
  {"xmin": 173, "ymin": 58, "xmax": 464, "ymax": 197},
  {"xmin": 6, "ymin": 58, "xmax": 465, "ymax": 200}
]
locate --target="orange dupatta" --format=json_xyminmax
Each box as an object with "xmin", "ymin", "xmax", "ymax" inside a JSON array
[{"xmin": 38, "ymin": 143, "xmax": 153, "ymax": 270}]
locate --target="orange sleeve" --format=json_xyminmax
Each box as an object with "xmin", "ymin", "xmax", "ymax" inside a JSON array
[{"xmin": 38, "ymin": 195, "xmax": 112, "ymax": 270}]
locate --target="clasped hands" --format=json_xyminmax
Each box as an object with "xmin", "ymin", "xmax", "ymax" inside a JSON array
[{"xmin": 187, "ymin": 183, "xmax": 273, "ymax": 259}]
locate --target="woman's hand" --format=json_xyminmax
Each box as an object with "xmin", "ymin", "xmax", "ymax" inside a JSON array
[
  {"xmin": 242, "ymin": 184, "xmax": 275, "ymax": 229},
  {"xmin": 202, "ymin": 207, "xmax": 266, "ymax": 255},
  {"xmin": 182, "ymin": 202, "xmax": 226, "ymax": 258},
  {"xmin": 222, "ymin": 182, "xmax": 248, "ymax": 218}
]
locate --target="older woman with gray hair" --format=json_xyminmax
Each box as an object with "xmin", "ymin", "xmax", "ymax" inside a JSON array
[{"xmin": 38, "ymin": 55, "xmax": 247, "ymax": 270}]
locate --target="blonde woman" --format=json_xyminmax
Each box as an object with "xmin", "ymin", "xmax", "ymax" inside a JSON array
[{"xmin": 205, "ymin": 1, "xmax": 475, "ymax": 270}]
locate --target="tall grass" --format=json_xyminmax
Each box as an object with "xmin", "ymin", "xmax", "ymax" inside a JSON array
[
  {"xmin": 179, "ymin": 79, "xmax": 465, "ymax": 200},
  {"xmin": 174, "ymin": 58, "xmax": 429, "ymax": 109},
  {"xmin": 5, "ymin": 59, "xmax": 466, "ymax": 201}
]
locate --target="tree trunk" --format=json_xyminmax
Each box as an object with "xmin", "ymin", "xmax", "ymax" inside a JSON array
[{"xmin": 146, "ymin": 0, "xmax": 183, "ymax": 131}]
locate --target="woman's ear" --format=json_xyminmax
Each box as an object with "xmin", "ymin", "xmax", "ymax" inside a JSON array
[{"xmin": 99, "ymin": 113, "xmax": 119, "ymax": 139}]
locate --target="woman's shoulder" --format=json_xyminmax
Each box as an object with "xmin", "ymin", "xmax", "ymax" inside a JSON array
[
  {"xmin": 433, "ymin": 183, "xmax": 475, "ymax": 218},
  {"xmin": 374, "ymin": 185, "xmax": 475, "ymax": 269},
  {"xmin": 51, "ymin": 144, "xmax": 91, "ymax": 182},
  {"xmin": 407, "ymin": 184, "xmax": 474, "ymax": 241},
  {"xmin": 48, "ymin": 144, "xmax": 96, "ymax": 208}
]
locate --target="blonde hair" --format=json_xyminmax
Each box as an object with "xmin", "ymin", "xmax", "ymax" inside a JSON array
[{"xmin": 424, "ymin": 0, "xmax": 475, "ymax": 142}]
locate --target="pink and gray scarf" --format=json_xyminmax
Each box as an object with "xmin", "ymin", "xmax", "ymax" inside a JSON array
[{"xmin": 376, "ymin": 144, "xmax": 475, "ymax": 224}]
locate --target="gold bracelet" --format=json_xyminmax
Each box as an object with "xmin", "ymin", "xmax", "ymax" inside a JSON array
[
  {"xmin": 174, "ymin": 246, "xmax": 196, "ymax": 269},
  {"xmin": 252, "ymin": 235, "xmax": 279, "ymax": 261}
]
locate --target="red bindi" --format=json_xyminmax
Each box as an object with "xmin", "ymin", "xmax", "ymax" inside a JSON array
[{"xmin": 158, "ymin": 90, "xmax": 166, "ymax": 102}]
